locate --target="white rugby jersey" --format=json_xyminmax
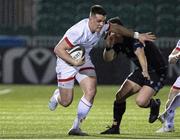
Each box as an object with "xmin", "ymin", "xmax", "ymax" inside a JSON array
[
  {"xmin": 60, "ymin": 18, "xmax": 109, "ymax": 61},
  {"xmin": 176, "ymin": 40, "xmax": 180, "ymax": 51}
]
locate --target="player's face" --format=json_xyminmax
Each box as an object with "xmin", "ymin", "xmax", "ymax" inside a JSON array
[
  {"xmin": 89, "ymin": 14, "xmax": 106, "ymax": 33},
  {"xmin": 109, "ymin": 23, "xmax": 124, "ymax": 43},
  {"xmin": 107, "ymin": 32, "xmax": 123, "ymax": 44}
]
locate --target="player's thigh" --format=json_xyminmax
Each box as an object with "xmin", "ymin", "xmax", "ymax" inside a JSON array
[
  {"xmin": 116, "ymin": 69, "xmax": 144, "ymax": 102},
  {"xmin": 79, "ymin": 76, "xmax": 97, "ymax": 102},
  {"xmin": 76, "ymin": 60, "xmax": 97, "ymax": 102},
  {"xmin": 76, "ymin": 70, "xmax": 97, "ymax": 103},
  {"xmin": 116, "ymin": 79, "xmax": 141, "ymax": 102},
  {"xmin": 56, "ymin": 60, "xmax": 77, "ymax": 103}
]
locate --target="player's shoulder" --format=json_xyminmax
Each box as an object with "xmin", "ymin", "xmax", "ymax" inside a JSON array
[
  {"xmin": 66, "ymin": 18, "xmax": 88, "ymax": 36},
  {"xmin": 72, "ymin": 18, "xmax": 88, "ymax": 30}
]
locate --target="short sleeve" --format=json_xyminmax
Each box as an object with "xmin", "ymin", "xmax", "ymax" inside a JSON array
[
  {"xmin": 64, "ymin": 29, "xmax": 83, "ymax": 48},
  {"xmin": 132, "ymin": 40, "xmax": 144, "ymax": 50}
]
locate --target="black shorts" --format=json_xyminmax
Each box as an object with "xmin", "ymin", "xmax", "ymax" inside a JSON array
[{"xmin": 127, "ymin": 68, "xmax": 167, "ymax": 93}]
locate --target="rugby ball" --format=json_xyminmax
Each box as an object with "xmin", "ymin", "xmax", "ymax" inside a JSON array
[{"xmin": 68, "ymin": 46, "xmax": 85, "ymax": 60}]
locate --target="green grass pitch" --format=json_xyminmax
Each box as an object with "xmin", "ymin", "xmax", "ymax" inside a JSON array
[{"xmin": 0, "ymin": 84, "xmax": 180, "ymax": 139}]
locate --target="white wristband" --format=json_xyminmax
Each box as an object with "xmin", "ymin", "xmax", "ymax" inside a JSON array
[{"xmin": 134, "ymin": 32, "xmax": 139, "ymax": 39}]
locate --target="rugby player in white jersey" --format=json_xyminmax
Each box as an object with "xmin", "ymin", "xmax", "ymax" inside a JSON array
[
  {"xmin": 156, "ymin": 40, "xmax": 180, "ymax": 133},
  {"xmin": 48, "ymin": 5, "xmax": 156, "ymax": 136}
]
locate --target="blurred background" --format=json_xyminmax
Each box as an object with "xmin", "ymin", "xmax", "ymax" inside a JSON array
[{"xmin": 0, "ymin": 0, "xmax": 179, "ymax": 85}]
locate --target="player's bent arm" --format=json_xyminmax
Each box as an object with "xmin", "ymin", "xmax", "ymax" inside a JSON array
[
  {"xmin": 54, "ymin": 39, "xmax": 84, "ymax": 66},
  {"xmin": 103, "ymin": 48, "xmax": 116, "ymax": 62},
  {"xmin": 134, "ymin": 47, "xmax": 150, "ymax": 79},
  {"xmin": 168, "ymin": 49, "xmax": 180, "ymax": 64}
]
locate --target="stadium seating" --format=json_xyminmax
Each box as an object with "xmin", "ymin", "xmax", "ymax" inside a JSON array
[
  {"xmin": 103, "ymin": 4, "xmax": 118, "ymax": 18},
  {"xmin": 1, "ymin": 0, "xmax": 178, "ymax": 37},
  {"xmin": 135, "ymin": 24, "xmax": 155, "ymax": 33},
  {"xmin": 23, "ymin": 0, "xmax": 180, "ymax": 37},
  {"xmin": 155, "ymin": 0, "xmax": 178, "ymax": 6},
  {"xmin": 156, "ymin": 3, "xmax": 175, "ymax": 15},
  {"xmin": 75, "ymin": 3, "xmax": 91, "ymax": 21},
  {"xmin": 175, "ymin": 16, "xmax": 180, "ymax": 36},
  {"xmin": 35, "ymin": 0, "xmax": 179, "ymax": 37},
  {"xmin": 135, "ymin": 12, "xmax": 156, "ymax": 26},
  {"xmin": 156, "ymin": 14, "xmax": 176, "ymax": 37},
  {"xmin": 176, "ymin": 5, "xmax": 180, "ymax": 16},
  {"xmin": 136, "ymin": 3, "xmax": 155, "ymax": 14},
  {"xmin": 0, "ymin": 26, "xmax": 15, "ymax": 35},
  {"xmin": 116, "ymin": 4, "xmax": 135, "ymax": 27}
]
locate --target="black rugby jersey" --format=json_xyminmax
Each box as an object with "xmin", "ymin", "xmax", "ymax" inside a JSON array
[{"xmin": 112, "ymin": 37, "xmax": 167, "ymax": 73}]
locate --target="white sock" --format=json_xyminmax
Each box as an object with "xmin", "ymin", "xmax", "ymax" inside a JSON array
[
  {"xmin": 71, "ymin": 96, "xmax": 92, "ymax": 129},
  {"xmin": 53, "ymin": 89, "xmax": 60, "ymax": 103},
  {"xmin": 164, "ymin": 92, "xmax": 180, "ymax": 128},
  {"xmin": 167, "ymin": 92, "xmax": 180, "ymax": 111},
  {"xmin": 165, "ymin": 110, "xmax": 175, "ymax": 128}
]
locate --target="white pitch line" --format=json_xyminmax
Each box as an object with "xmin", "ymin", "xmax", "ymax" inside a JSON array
[{"xmin": 0, "ymin": 89, "xmax": 12, "ymax": 95}]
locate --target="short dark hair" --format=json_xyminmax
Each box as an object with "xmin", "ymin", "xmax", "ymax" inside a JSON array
[
  {"xmin": 108, "ymin": 17, "xmax": 123, "ymax": 26},
  {"xmin": 90, "ymin": 5, "xmax": 107, "ymax": 16}
]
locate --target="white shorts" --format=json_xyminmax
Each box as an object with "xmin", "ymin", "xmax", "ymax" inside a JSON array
[
  {"xmin": 56, "ymin": 58, "xmax": 96, "ymax": 89},
  {"xmin": 172, "ymin": 76, "xmax": 180, "ymax": 89}
]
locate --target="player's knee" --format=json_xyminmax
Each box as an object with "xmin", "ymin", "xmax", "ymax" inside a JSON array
[
  {"xmin": 86, "ymin": 88, "xmax": 96, "ymax": 97},
  {"xmin": 136, "ymin": 98, "xmax": 147, "ymax": 107},
  {"xmin": 115, "ymin": 94, "xmax": 125, "ymax": 103},
  {"xmin": 60, "ymin": 100, "xmax": 72, "ymax": 107}
]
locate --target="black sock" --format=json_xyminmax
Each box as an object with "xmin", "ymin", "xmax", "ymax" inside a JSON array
[{"xmin": 113, "ymin": 101, "xmax": 126, "ymax": 128}]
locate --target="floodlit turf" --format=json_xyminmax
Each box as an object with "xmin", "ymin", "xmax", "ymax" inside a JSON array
[{"xmin": 0, "ymin": 84, "xmax": 180, "ymax": 139}]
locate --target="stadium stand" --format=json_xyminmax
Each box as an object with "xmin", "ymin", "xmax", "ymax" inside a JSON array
[
  {"xmin": 134, "ymin": 3, "xmax": 156, "ymax": 32},
  {"xmin": 75, "ymin": 3, "xmax": 90, "ymax": 21},
  {"xmin": 176, "ymin": 5, "xmax": 180, "ymax": 16},
  {"xmin": 175, "ymin": 16, "xmax": 180, "ymax": 36},
  {"xmin": 36, "ymin": 0, "xmax": 178, "ymax": 37},
  {"xmin": 156, "ymin": 15, "xmax": 176, "ymax": 37},
  {"xmin": 0, "ymin": 0, "xmax": 179, "ymax": 37},
  {"xmin": 116, "ymin": 4, "xmax": 135, "ymax": 28},
  {"xmin": 156, "ymin": 3, "xmax": 175, "ymax": 15},
  {"xmin": 136, "ymin": 3, "xmax": 155, "ymax": 14}
]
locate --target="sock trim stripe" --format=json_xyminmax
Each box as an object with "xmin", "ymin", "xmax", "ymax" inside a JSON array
[{"xmin": 80, "ymin": 99, "xmax": 92, "ymax": 107}]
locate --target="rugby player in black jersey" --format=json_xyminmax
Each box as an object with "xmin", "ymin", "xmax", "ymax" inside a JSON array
[{"xmin": 100, "ymin": 17, "xmax": 168, "ymax": 134}]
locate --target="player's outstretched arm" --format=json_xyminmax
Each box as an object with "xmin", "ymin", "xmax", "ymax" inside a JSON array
[
  {"xmin": 138, "ymin": 32, "xmax": 156, "ymax": 46},
  {"xmin": 109, "ymin": 23, "xmax": 156, "ymax": 45}
]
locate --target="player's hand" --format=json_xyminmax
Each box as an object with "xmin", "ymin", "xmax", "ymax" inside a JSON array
[
  {"xmin": 106, "ymin": 32, "xmax": 116, "ymax": 48},
  {"xmin": 169, "ymin": 52, "xmax": 180, "ymax": 64},
  {"xmin": 176, "ymin": 52, "xmax": 180, "ymax": 60},
  {"xmin": 72, "ymin": 56, "xmax": 85, "ymax": 66},
  {"xmin": 142, "ymin": 71, "xmax": 150, "ymax": 80},
  {"xmin": 139, "ymin": 32, "xmax": 156, "ymax": 46}
]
